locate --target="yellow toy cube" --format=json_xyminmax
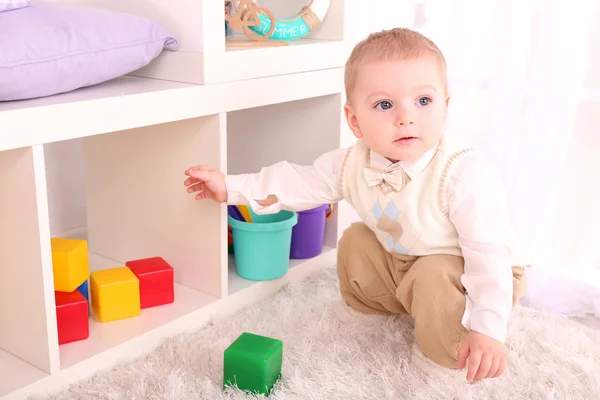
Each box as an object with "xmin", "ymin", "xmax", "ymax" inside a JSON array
[
  {"xmin": 51, "ymin": 238, "xmax": 90, "ymax": 292},
  {"xmin": 90, "ymin": 267, "xmax": 140, "ymax": 322}
]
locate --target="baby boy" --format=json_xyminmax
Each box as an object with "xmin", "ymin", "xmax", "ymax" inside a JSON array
[{"xmin": 183, "ymin": 28, "xmax": 528, "ymax": 383}]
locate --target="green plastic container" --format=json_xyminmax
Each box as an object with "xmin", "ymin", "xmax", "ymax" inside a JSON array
[{"xmin": 228, "ymin": 209, "xmax": 298, "ymax": 281}]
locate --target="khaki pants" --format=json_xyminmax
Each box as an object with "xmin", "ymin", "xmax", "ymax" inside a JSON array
[{"xmin": 336, "ymin": 222, "xmax": 527, "ymax": 369}]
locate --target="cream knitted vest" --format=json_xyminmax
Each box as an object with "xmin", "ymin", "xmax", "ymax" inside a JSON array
[{"xmin": 339, "ymin": 136, "xmax": 474, "ymax": 257}]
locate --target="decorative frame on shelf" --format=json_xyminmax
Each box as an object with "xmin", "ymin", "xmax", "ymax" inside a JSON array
[
  {"xmin": 225, "ymin": 0, "xmax": 331, "ymax": 45},
  {"xmin": 225, "ymin": 0, "xmax": 276, "ymax": 41}
]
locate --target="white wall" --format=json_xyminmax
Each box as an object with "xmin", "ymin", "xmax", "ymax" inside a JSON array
[{"xmin": 44, "ymin": 139, "xmax": 87, "ymax": 235}]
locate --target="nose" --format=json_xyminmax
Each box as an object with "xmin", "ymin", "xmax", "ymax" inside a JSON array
[{"xmin": 395, "ymin": 105, "xmax": 415, "ymax": 126}]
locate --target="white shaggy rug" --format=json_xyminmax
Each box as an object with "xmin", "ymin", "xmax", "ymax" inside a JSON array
[{"xmin": 39, "ymin": 267, "xmax": 600, "ymax": 399}]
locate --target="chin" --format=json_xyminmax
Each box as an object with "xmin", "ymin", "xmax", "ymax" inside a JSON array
[{"xmin": 385, "ymin": 149, "xmax": 420, "ymax": 162}]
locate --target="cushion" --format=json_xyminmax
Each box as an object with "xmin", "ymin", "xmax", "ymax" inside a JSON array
[
  {"xmin": 0, "ymin": 1, "xmax": 179, "ymax": 101},
  {"xmin": 0, "ymin": 0, "xmax": 29, "ymax": 13}
]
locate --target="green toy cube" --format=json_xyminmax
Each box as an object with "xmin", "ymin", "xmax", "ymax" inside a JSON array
[{"xmin": 223, "ymin": 332, "xmax": 283, "ymax": 396}]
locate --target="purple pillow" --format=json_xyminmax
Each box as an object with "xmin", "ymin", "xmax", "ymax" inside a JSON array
[
  {"xmin": 0, "ymin": 0, "xmax": 28, "ymax": 12},
  {"xmin": 0, "ymin": 1, "xmax": 179, "ymax": 101}
]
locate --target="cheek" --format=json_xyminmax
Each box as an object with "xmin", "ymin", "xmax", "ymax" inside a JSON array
[
  {"xmin": 356, "ymin": 109, "xmax": 398, "ymax": 138},
  {"xmin": 422, "ymin": 106, "xmax": 446, "ymax": 125},
  {"xmin": 357, "ymin": 112, "xmax": 381, "ymax": 130}
]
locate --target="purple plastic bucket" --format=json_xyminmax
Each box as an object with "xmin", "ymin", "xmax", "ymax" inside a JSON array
[{"xmin": 290, "ymin": 204, "xmax": 329, "ymax": 259}]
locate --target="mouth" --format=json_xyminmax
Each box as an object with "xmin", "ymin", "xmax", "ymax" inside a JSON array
[{"xmin": 394, "ymin": 136, "xmax": 419, "ymax": 143}]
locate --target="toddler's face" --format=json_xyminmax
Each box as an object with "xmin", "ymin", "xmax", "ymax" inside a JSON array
[{"xmin": 344, "ymin": 57, "xmax": 449, "ymax": 162}]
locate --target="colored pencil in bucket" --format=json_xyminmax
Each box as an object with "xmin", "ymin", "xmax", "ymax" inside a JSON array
[
  {"xmin": 227, "ymin": 205, "xmax": 244, "ymax": 221},
  {"xmin": 237, "ymin": 205, "xmax": 252, "ymax": 222}
]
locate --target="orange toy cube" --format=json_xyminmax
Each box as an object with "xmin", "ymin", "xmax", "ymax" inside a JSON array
[
  {"xmin": 51, "ymin": 238, "xmax": 89, "ymax": 292},
  {"xmin": 90, "ymin": 267, "xmax": 140, "ymax": 322}
]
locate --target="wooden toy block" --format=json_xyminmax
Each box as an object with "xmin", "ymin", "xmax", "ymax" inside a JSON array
[
  {"xmin": 223, "ymin": 332, "xmax": 283, "ymax": 396},
  {"xmin": 77, "ymin": 279, "xmax": 90, "ymax": 315},
  {"xmin": 125, "ymin": 257, "xmax": 174, "ymax": 309},
  {"xmin": 90, "ymin": 267, "xmax": 140, "ymax": 322},
  {"xmin": 55, "ymin": 290, "xmax": 89, "ymax": 345},
  {"xmin": 51, "ymin": 237, "xmax": 89, "ymax": 292}
]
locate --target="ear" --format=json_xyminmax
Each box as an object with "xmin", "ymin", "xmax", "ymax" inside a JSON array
[
  {"xmin": 444, "ymin": 94, "xmax": 451, "ymax": 119},
  {"xmin": 344, "ymin": 103, "xmax": 363, "ymax": 139}
]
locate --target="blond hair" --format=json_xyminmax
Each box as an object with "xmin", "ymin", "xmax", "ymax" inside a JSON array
[{"xmin": 344, "ymin": 28, "xmax": 447, "ymax": 102}]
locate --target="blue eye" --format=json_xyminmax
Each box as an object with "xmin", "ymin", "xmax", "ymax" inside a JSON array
[
  {"xmin": 376, "ymin": 101, "xmax": 392, "ymax": 110},
  {"xmin": 417, "ymin": 97, "xmax": 431, "ymax": 106}
]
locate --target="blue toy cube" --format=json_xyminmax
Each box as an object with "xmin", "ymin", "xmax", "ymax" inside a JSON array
[
  {"xmin": 223, "ymin": 332, "xmax": 283, "ymax": 396},
  {"xmin": 76, "ymin": 279, "xmax": 89, "ymax": 315}
]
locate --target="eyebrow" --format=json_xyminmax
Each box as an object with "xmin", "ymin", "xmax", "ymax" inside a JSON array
[
  {"xmin": 366, "ymin": 91, "xmax": 391, "ymax": 99},
  {"xmin": 367, "ymin": 85, "xmax": 438, "ymax": 100},
  {"xmin": 414, "ymin": 85, "xmax": 438, "ymax": 92}
]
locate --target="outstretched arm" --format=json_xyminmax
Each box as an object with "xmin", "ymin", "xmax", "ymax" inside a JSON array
[
  {"xmin": 226, "ymin": 148, "xmax": 347, "ymax": 214},
  {"xmin": 185, "ymin": 148, "xmax": 347, "ymax": 212}
]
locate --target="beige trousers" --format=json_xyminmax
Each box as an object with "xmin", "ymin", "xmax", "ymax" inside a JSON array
[{"xmin": 336, "ymin": 222, "xmax": 527, "ymax": 369}]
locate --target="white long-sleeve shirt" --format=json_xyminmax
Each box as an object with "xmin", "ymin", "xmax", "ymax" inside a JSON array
[{"xmin": 226, "ymin": 145, "xmax": 522, "ymax": 343}]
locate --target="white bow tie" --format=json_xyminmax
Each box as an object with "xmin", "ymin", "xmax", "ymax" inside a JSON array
[{"xmin": 363, "ymin": 165, "xmax": 408, "ymax": 192}]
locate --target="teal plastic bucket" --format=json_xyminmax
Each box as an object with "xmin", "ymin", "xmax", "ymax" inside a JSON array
[{"xmin": 228, "ymin": 209, "xmax": 298, "ymax": 281}]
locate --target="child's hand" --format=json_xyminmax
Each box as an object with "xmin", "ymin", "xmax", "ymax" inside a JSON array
[
  {"xmin": 184, "ymin": 165, "xmax": 227, "ymax": 203},
  {"xmin": 457, "ymin": 331, "xmax": 506, "ymax": 382}
]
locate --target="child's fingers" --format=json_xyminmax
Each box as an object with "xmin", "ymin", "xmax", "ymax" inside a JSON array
[
  {"xmin": 187, "ymin": 182, "xmax": 206, "ymax": 193},
  {"xmin": 493, "ymin": 357, "xmax": 506, "ymax": 378},
  {"xmin": 474, "ymin": 353, "xmax": 492, "ymax": 381},
  {"xmin": 457, "ymin": 342, "xmax": 469, "ymax": 369},
  {"xmin": 487, "ymin": 356, "xmax": 500, "ymax": 379},
  {"xmin": 466, "ymin": 350, "xmax": 482, "ymax": 382},
  {"xmin": 185, "ymin": 165, "xmax": 201, "ymax": 175},
  {"xmin": 195, "ymin": 190, "xmax": 212, "ymax": 200},
  {"xmin": 183, "ymin": 177, "xmax": 199, "ymax": 186},
  {"xmin": 187, "ymin": 168, "xmax": 212, "ymax": 182},
  {"xmin": 185, "ymin": 165, "xmax": 211, "ymax": 176}
]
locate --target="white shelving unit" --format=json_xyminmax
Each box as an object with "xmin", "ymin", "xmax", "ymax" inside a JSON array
[
  {"xmin": 53, "ymin": 0, "xmax": 353, "ymax": 85},
  {"xmin": 0, "ymin": 0, "xmax": 357, "ymax": 398}
]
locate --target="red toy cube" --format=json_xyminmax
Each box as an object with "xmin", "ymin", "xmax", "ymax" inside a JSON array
[
  {"xmin": 55, "ymin": 290, "xmax": 89, "ymax": 345},
  {"xmin": 125, "ymin": 257, "xmax": 174, "ymax": 309}
]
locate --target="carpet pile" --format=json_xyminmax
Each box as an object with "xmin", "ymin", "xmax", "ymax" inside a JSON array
[{"xmin": 39, "ymin": 267, "xmax": 600, "ymax": 399}]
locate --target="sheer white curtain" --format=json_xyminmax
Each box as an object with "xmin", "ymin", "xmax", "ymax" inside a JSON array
[{"xmin": 356, "ymin": 0, "xmax": 600, "ymax": 318}]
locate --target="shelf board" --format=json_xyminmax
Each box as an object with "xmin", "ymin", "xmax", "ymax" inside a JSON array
[
  {"xmin": 0, "ymin": 349, "xmax": 48, "ymax": 398},
  {"xmin": 224, "ymin": 35, "xmax": 341, "ymax": 51},
  {"xmin": 216, "ymin": 38, "xmax": 350, "ymax": 83},
  {"xmin": 228, "ymin": 245, "xmax": 336, "ymax": 295},
  {"xmin": 0, "ymin": 146, "xmax": 60, "ymax": 376},
  {"xmin": 0, "ymin": 67, "xmax": 344, "ymax": 153},
  {"xmin": 59, "ymin": 252, "xmax": 219, "ymax": 370}
]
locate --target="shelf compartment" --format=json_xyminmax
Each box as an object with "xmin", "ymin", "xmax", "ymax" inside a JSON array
[
  {"xmin": 226, "ymin": 93, "xmax": 345, "ymax": 293},
  {"xmin": 58, "ymin": 252, "xmax": 219, "ymax": 370},
  {"xmin": 82, "ymin": 116, "xmax": 228, "ymax": 298},
  {"xmin": 0, "ymin": 146, "xmax": 60, "ymax": 397},
  {"xmin": 227, "ymin": 93, "xmax": 344, "ymax": 175}
]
